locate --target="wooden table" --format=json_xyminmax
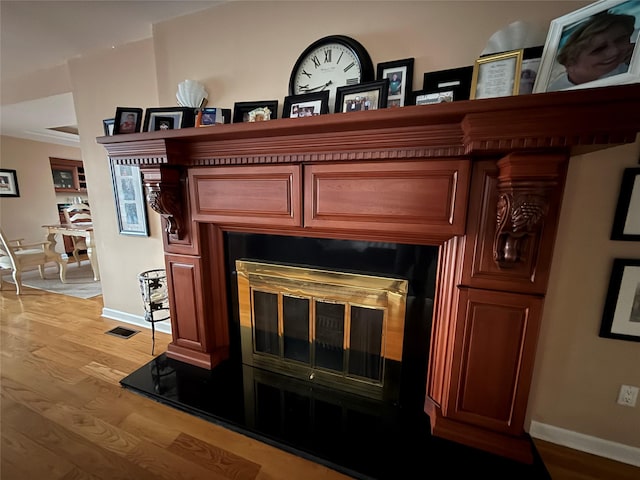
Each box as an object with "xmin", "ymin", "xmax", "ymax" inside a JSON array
[{"xmin": 43, "ymin": 223, "xmax": 99, "ymax": 281}]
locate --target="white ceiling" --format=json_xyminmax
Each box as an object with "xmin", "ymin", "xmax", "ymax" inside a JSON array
[{"xmin": 0, "ymin": 0, "xmax": 223, "ymax": 146}]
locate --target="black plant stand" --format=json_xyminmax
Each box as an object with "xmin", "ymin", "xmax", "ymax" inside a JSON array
[{"xmin": 138, "ymin": 269, "xmax": 170, "ymax": 355}]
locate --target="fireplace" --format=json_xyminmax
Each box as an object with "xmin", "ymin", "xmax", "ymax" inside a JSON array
[{"xmin": 100, "ymin": 84, "xmax": 640, "ymax": 466}]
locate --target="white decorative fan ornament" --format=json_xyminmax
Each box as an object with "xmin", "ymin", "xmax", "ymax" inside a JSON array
[
  {"xmin": 481, "ymin": 20, "xmax": 547, "ymax": 56},
  {"xmin": 176, "ymin": 80, "xmax": 208, "ymax": 108}
]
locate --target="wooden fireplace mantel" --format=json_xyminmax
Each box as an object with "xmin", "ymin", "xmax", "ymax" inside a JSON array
[{"xmin": 99, "ymin": 84, "xmax": 640, "ymax": 463}]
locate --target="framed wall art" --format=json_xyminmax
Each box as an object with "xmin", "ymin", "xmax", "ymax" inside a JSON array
[
  {"xmin": 282, "ymin": 91, "xmax": 330, "ymax": 118},
  {"xmin": 143, "ymin": 107, "xmax": 196, "ymax": 132},
  {"xmin": 599, "ymin": 258, "xmax": 640, "ymax": 342},
  {"xmin": 335, "ymin": 79, "xmax": 389, "ymax": 113},
  {"xmin": 376, "ymin": 57, "xmax": 414, "ymax": 108},
  {"xmin": 113, "ymin": 107, "xmax": 143, "ymax": 135},
  {"xmin": 611, "ymin": 167, "xmax": 640, "ymax": 241},
  {"xmin": 110, "ymin": 161, "xmax": 149, "ymax": 236},
  {"xmin": 232, "ymin": 101, "xmax": 278, "ymax": 123},
  {"xmin": 534, "ymin": 0, "xmax": 640, "ymax": 93},
  {"xmin": 470, "ymin": 49, "xmax": 523, "ymax": 99},
  {"xmin": 0, "ymin": 169, "xmax": 20, "ymax": 197}
]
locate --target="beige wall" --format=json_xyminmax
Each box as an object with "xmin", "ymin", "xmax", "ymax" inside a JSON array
[
  {"xmin": 0, "ymin": 135, "xmax": 81, "ymax": 248},
  {"xmin": 2, "ymin": 0, "xmax": 639, "ymax": 457}
]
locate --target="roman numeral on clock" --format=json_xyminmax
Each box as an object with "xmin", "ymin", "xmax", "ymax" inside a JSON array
[
  {"xmin": 343, "ymin": 62, "xmax": 355, "ymax": 72},
  {"xmin": 312, "ymin": 55, "xmax": 321, "ymax": 68},
  {"xmin": 301, "ymin": 69, "xmax": 312, "ymax": 78},
  {"xmin": 346, "ymin": 78, "xmax": 359, "ymax": 85},
  {"xmin": 324, "ymin": 49, "xmax": 332, "ymax": 63}
]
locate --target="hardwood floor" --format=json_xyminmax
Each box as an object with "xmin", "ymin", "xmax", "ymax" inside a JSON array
[{"xmin": 2, "ymin": 285, "xmax": 639, "ymax": 480}]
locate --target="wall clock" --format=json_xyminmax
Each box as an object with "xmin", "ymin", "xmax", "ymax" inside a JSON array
[{"xmin": 289, "ymin": 35, "xmax": 374, "ymax": 113}]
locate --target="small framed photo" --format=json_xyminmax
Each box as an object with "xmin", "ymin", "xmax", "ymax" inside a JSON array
[
  {"xmin": 232, "ymin": 101, "xmax": 278, "ymax": 123},
  {"xmin": 534, "ymin": 0, "xmax": 640, "ymax": 93},
  {"xmin": 0, "ymin": 169, "xmax": 20, "ymax": 197},
  {"xmin": 335, "ymin": 79, "xmax": 389, "ymax": 113},
  {"xmin": 412, "ymin": 90, "xmax": 454, "ymax": 106},
  {"xmin": 471, "ymin": 49, "xmax": 523, "ymax": 99},
  {"xmin": 113, "ymin": 107, "xmax": 143, "ymax": 135},
  {"xmin": 282, "ymin": 91, "xmax": 330, "ymax": 118},
  {"xmin": 143, "ymin": 107, "xmax": 196, "ymax": 132},
  {"xmin": 599, "ymin": 258, "xmax": 640, "ymax": 342},
  {"xmin": 103, "ymin": 118, "xmax": 115, "ymax": 136},
  {"xmin": 421, "ymin": 65, "xmax": 474, "ymax": 102},
  {"xmin": 376, "ymin": 58, "xmax": 414, "ymax": 108},
  {"xmin": 110, "ymin": 162, "xmax": 149, "ymax": 236},
  {"xmin": 195, "ymin": 107, "xmax": 231, "ymax": 127},
  {"xmin": 611, "ymin": 167, "xmax": 640, "ymax": 241},
  {"xmin": 518, "ymin": 46, "xmax": 544, "ymax": 95}
]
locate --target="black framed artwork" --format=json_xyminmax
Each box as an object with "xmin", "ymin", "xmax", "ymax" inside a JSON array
[
  {"xmin": 0, "ymin": 169, "xmax": 20, "ymax": 197},
  {"xmin": 611, "ymin": 167, "xmax": 640, "ymax": 241},
  {"xmin": 282, "ymin": 91, "xmax": 330, "ymax": 118},
  {"xmin": 232, "ymin": 101, "xmax": 278, "ymax": 123},
  {"xmin": 143, "ymin": 107, "xmax": 196, "ymax": 132},
  {"xmin": 417, "ymin": 65, "xmax": 474, "ymax": 104},
  {"xmin": 110, "ymin": 161, "xmax": 150, "ymax": 236},
  {"xmin": 376, "ymin": 58, "xmax": 414, "ymax": 108},
  {"xmin": 599, "ymin": 258, "xmax": 640, "ymax": 342},
  {"xmin": 335, "ymin": 79, "xmax": 389, "ymax": 113}
]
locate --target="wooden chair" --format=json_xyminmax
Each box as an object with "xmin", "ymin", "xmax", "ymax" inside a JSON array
[
  {"xmin": 0, "ymin": 228, "xmax": 67, "ymax": 294},
  {"xmin": 63, "ymin": 203, "xmax": 92, "ymax": 265}
]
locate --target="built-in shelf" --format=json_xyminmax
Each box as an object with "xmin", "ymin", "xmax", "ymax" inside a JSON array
[{"xmin": 50, "ymin": 157, "xmax": 86, "ymax": 193}]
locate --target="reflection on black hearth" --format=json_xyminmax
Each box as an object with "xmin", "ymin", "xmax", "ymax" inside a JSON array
[{"xmin": 121, "ymin": 354, "xmax": 551, "ymax": 479}]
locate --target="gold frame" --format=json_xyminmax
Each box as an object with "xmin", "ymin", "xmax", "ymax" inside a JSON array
[{"xmin": 470, "ymin": 49, "xmax": 523, "ymax": 100}]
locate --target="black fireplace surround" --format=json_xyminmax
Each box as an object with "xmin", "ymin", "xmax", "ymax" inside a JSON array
[{"xmin": 121, "ymin": 233, "xmax": 550, "ymax": 479}]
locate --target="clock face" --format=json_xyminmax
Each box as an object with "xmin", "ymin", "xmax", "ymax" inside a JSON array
[{"xmin": 289, "ymin": 35, "xmax": 374, "ymax": 112}]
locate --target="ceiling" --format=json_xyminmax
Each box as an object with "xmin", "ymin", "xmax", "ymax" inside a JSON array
[{"xmin": 0, "ymin": 0, "xmax": 223, "ymax": 146}]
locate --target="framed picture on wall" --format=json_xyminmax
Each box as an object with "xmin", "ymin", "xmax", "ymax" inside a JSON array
[
  {"xmin": 0, "ymin": 169, "xmax": 20, "ymax": 197},
  {"xmin": 611, "ymin": 167, "xmax": 640, "ymax": 241},
  {"xmin": 110, "ymin": 161, "xmax": 149, "ymax": 236},
  {"xmin": 599, "ymin": 258, "xmax": 640, "ymax": 342}
]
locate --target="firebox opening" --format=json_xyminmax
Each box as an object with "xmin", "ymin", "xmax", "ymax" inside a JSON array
[{"xmin": 225, "ymin": 232, "xmax": 439, "ymax": 411}]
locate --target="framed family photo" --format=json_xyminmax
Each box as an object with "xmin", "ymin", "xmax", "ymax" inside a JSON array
[
  {"xmin": 282, "ymin": 91, "xmax": 330, "ymax": 118},
  {"xmin": 376, "ymin": 58, "xmax": 414, "ymax": 108},
  {"xmin": 113, "ymin": 107, "xmax": 143, "ymax": 135},
  {"xmin": 611, "ymin": 167, "xmax": 640, "ymax": 241},
  {"xmin": 110, "ymin": 162, "xmax": 149, "ymax": 236},
  {"xmin": 0, "ymin": 169, "xmax": 20, "ymax": 197},
  {"xmin": 335, "ymin": 79, "xmax": 389, "ymax": 113},
  {"xmin": 600, "ymin": 258, "xmax": 640, "ymax": 342},
  {"xmin": 534, "ymin": 0, "xmax": 640, "ymax": 93}
]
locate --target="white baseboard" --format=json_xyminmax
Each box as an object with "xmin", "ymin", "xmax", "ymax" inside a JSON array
[
  {"xmin": 530, "ymin": 421, "xmax": 640, "ymax": 467},
  {"xmin": 101, "ymin": 307, "xmax": 172, "ymax": 335}
]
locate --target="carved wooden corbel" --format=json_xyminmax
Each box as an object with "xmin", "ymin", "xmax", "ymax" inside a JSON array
[
  {"xmin": 140, "ymin": 166, "xmax": 186, "ymax": 240},
  {"xmin": 493, "ymin": 153, "xmax": 566, "ymax": 269}
]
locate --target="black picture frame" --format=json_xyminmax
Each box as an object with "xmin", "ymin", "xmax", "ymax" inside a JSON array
[
  {"xmin": 113, "ymin": 107, "xmax": 143, "ymax": 135},
  {"xmin": 519, "ymin": 45, "xmax": 544, "ymax": 95},
  {"xmin": 0, "ymin": 169, "xmax": 20, "ymax": 197},
  {"xmin": 102, "ymin": 118, "xmax": 115, "ymax": 136},
  {"xmin": 376, "ymin": 58, "xmax": 414, "ymax": 108},
  {"xmin": 611, "ymin": 167, "xmax": 640, "ymax": 241},
  {"xmin": 109, "ymin": 161, "xmax": 150, "ymax": 236},
  {"xmin": 143, "ymin": 107, "xmax": 196, "ymax": 132},
  {"xmin": 232, "ymin": 101, "xmax": 278, "ymax": 123},
  {"xmin": 599, "ymin": 258, "xmax": 640, "ymax": 342},
  {"xmin": 418, "ymin": 65, "xmax": 473, "ymax": 104},
  {"xmin": 282, "ymin": 91, "xmax": 330, "ymax": 118},
  {"xmin": 334, "ymin": 79, "xmax": 389, "ymax": 113}
]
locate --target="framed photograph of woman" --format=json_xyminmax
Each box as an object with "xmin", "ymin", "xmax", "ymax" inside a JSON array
[
  {"xmin": 534, "ymin": 0, "xmax": 640, "ymax": 93},
  {"xmin": 376, "ymin": 58, "xmax": 414, "ymax": 108}
]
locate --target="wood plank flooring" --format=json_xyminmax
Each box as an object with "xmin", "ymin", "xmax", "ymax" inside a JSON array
[{"xmin": 2, "ymin": 284, "xmax": 639, "ymax": 479}]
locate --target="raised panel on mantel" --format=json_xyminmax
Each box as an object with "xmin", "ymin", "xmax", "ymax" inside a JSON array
[
  {"xmin": 304, "ymin": 160, "xmax": 470, "ymax": 238},
  {"xmin": 447, "ymin": 287, "xmax": 543, "ymax": 435},
  {"xmin": 189, "ymin": 165, "xmax": 301, "ymax": 227}
]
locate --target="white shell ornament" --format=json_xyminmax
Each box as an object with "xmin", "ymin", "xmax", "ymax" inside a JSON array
[{"xmin": 176, "ymin": 80, "xmax": 208, "ymax": 108}]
